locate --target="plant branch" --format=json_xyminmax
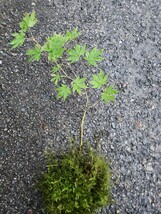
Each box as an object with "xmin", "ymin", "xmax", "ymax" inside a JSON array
[
  {"xmin": 29, "ymin": 29, "xmax": 41, "ymax": 46},
  {"xmin": 61, "ymin": 61, "xmax": 77, "ymax": 77},
  {"xmin": 51, "ymin": 74, "xmax": 72, "ymax": 81},
  {"xmin": 80, "ymin": 90, "xmax": 89, "ymax": 149},
  {"xmin": 89, "ymin": 99, "xmax": 101, "ymax": 109},
  {"xmin": 66, "ymin": 62, "xmax": 77, "ymax": 77},
  {"xmin": 55, "ymin": 61, "xmax": 73, "ymax": 81}
]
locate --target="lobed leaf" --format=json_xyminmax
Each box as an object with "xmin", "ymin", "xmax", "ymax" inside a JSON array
[
  {"xmin": 66, "ymin": 27, "xmax": 80, "ymax": 41},
  {"xmin": 10, "ymin": 32, "xmax": 25, "ymax": 49},
  {"xmin": 48, "ymin": 48, "xmax": 64, "ymax": 61},
  {"xmin": 89, "ymin": 70, "xmax": 108, "ymax": 89},
  {"xmin": 19, "ymin": 21, "xmax": 28, "ymax": 33},
  {"xmin": 84, "ymin": 47, "xmax": 104, "ymax": 66},
  {"xmin": 51, "ymin": 74, "xmax": 61, "ymax": 85},
  {"xmin": 101, "ymin": 85, "xmax": 118, "ymax": 104},
  {"xmin": 26, "ymin": 45, "xmax": 41, "ymax": 61},
  {"xmin": 43, "ymin": 33, "xmax": 67, "ymax": 61},
  {"xmin": 72, "ymin": 77, "xmax": 87, "ymax": 95},
  {"xmin": 56, "ymin": 84, "xmax": 71, "ymax": 100},
  {"xmin": 51, "ymin": 65, "xmax": 61, "ymax": 73},
  {"xmin": 19, "ymin": 11, "xmax": 37, "ymax": 32},
  {"xmin": 67, "ymin": 44, "xmax": 86, "ymax": 63},
  {"xmin": 44, "ymin": 33, "xmax": 67, "ymax": 50}
]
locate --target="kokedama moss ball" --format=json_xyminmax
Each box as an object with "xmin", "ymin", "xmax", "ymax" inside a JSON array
[{"xmin": 37, "ymin": 145, "xmax": 112, "ymax": 214}]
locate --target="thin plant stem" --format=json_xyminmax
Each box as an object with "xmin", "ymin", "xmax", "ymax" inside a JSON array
[
  {"xmin": 61, "ymin": 61, "xmax": 77, "ymax": 77},
  {"xmin": 29, "ymin": 29, "xmax": 40, "ymax": 46},
  {"xmin": 51, "ymin": 74, "xmax": 73, "ymax": 81},
  {"xmin": 55, "ymin": 61, "xmax": 73, "ymax": 81},
  {"xmin": 80, "ymin": 90, "xmax": 89, "ymax": 149},
  {"xmin": 66, "ymin": 62, "xmax": 77, "ymax": 77},
  {"xmin": 89, "ymin": 99, "xmax": 101, "ymax": 109},
  {"xmin": 79, "ymin": 93, "xmax": 103, "ymax": 149},
  {"xmin": 60, "ymin": 75, "xmax": 73, "ymax": 80}
]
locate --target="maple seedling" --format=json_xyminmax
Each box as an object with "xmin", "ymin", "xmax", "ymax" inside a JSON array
[
  {"xmin": 9, "ymin": 11, "xmax": 119, "ymax": 214},
  {"xmin": 10, "ymin": 11, "xmax": 118, "ymax": 147}
]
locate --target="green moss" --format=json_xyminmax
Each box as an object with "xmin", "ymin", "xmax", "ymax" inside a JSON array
[{"xmin": 37, "ymin": 145, "xmax": 112, "ymax": 214}]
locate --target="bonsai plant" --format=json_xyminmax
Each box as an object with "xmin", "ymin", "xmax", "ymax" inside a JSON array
[{"xmin": 10, "ymin": 11, "xmax": 118, "ymax": 214}]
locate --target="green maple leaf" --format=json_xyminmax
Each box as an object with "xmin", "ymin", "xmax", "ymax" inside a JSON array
[
  {"xmin": 44, "ymin": 33, "xmax": 67, "ymax": 51},
  {"xmin": 66, "ymin": 28, "xmax": 80, "ymax": 41},
  {"xmin": 56, "ymin": 84, "xmax": 71, "ymax": 100},
  {"xmin": 48, "ymin": 48, "xmax": 64, "ymax": 61},
  {"xmin": 19, "ymin": 21, "xmax": 28, "ymax": 32},
  {"xmin": 43, "ymin": 33, "xmax": 67, "ymax": 61},
  {"xmin": 48, "ymin": 48, "xmax": 64, "ymax": 62},
  {"xmin": 67, "ymin": 44, "xmax": 86, "ymax": 63},
  {"xmin": 84, "ymin": 47, "xmax": 104, "ymax": 66},
  {"xmin": 89, "ymin": 70, "xmax": 108, "ymax": 89},
  {"xmin": 101, "ymin": 85, "xmax": 118, "ymax": 104},
  {"xmin": 51, "ymin": 74, "xmax": 61, "ymax": 85},
  {"xmin": 51, "ymin": 65, "xmax": 61, "ymax": 73},
  {"xmin": 19, "ymin": 11, "xmax": 37, "ymax": 32},
  {"xmin": 26, "ymin": 45, "xmax": 41, "ymax": 61},
  {"xmin": 10, "ymin": 32, "xmax": 25, "ymax": 49},
  {"xmin": 72, "ymin": 77, "xmax": 87, "ymax": 95}
]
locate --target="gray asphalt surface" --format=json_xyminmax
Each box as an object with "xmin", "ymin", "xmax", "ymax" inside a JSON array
[{"xmin": 1, "ymin": 0, "xmax": 161, "ymax": 213}]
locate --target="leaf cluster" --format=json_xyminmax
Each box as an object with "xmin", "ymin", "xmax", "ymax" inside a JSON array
[
  {"xmin": 54, "ymin": 69, "xmax": 118, "ymax": 104},
  {"xmin": 19, "ymin": 11, "xmax": 37, "ymax": 32},
  {"xmin": 37, "ymin": 145, "xmax": 112, "ymax": 214},
  {"xmin": 10, "ymin": 11, "xmax": 37, "ymax": 49},
  {"xmin": 10, "ymin": 11, "xmax": 118, "ymax": 104}
]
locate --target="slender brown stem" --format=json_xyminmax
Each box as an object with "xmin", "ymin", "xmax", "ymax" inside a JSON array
[
  {"xmin": 89, "ymin": 99, "xmax": 101, "ymax": 109},
  {"xmin": 79, "ymin": 92, "xmax": 103, "ymax": 149},
  {"xmin": 80, "ymin": 90, "xmax": 89, "ymax": 149},
  {"xmin": 29, "ymin": 29, "xmax": 41, "ymax": 46},
  {"xmin": 51, "ymin": 73, "xmax": 73, "ymax": 81},
  {"xmin": 60, "ymin": 61, "xmax": 77, "ymax": 78},
  {"xmin": 55, "ymin": 61, "xmax": 73, "ymax": 81},
  {"xmin": 66, "ymin": 62, "xmax": 77, "ymax": 77}
]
